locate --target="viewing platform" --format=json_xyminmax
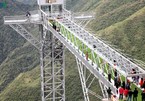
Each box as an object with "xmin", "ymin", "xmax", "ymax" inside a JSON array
[
  {"xmin": 4, "ymin": 14, "xmax": 41, "ymax": 24},
  {"xmin": 4, "ymin": 10, "xmax": 42, "ymax": 24}
]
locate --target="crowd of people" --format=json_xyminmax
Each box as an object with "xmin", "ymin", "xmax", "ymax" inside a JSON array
[{"xmin": 107, "ymin": 60, "xmax": 145, "ymax": 101}]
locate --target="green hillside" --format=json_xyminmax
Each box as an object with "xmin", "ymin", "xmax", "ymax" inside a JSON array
[
  {"xmin": 0, "ymin": 0, "xmax": 37, "ymax": 91},
  {"xmin": 0, "ymin": 42, "xmax": 39, "ymax": 91},
  {"xmin": 72, "ymin": 0, "xmax": 145, "ymax": 64},
  {"xmin": 1, "ymin": 0, "xmax": 145, "ymax": 101},
  {"xmin": 96, "ymin": 2, "xmax": 145, "ymax": 63},
  {"xmin": 0, "ymin": 66, "xmax": 41, "ymax": 101}
]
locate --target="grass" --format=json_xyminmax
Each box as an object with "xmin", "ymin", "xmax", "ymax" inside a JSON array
[
  {"xmin": 96, "ymin": 5, "xmax": 145, "ymax": 62},
  {"xmin": 0, "ymin": 66, "xmax": 41, "ymax": 101}
]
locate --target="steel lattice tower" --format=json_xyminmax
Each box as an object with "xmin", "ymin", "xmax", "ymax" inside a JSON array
[
  {"xmin": 39, "ymin": 25, "xmax": 65, "ymax": 101},
  {"xmin": 4, "ymin": 0, "xmax": 145, "ymax": 101}
]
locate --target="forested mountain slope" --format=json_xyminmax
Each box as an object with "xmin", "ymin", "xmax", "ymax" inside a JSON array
[
  {"xmin": 0, "ymin": 1, "xmax": 84, "ymax": 99},
  {"xmin": 0, "ymin": 0, "xmax": 37, "ymax": 91},
  {"xmin": 1, "ymin": 0, "xmax": 145, "ymax": 101},
  {"xmin": 96, "ymin": 2, "xmax": 145, "ymax": 63},
  {"xmin": 71, "ymin": 0, "xmax": 145, "ymax": 64}
]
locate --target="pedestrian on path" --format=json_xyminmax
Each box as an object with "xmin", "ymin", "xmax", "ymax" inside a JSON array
[
  {"xmin": 107, "ymin": 87, "xmax": 112, "ymax": 99},
  {"xmin": 123, "ymin": 88, "xmax": 129, "ymax": 101},
  {"xmin": 139, "ymin": 78, "xmax": 144, "ymax": 88},
  {"xmin": 127, "ymin": 88, "xmax": 132, "ymax": 101},
  {"xmin": 118, "ymin": 86, "xmax": 124, "ymax": 100},
  {"xmin": 26, "ymin": 11, "xmax": 31, "ymax": 17},
  {"xmin": 142, "ymin": 81, "xmax": 145, "ymax": 89},
  {"xmin": 122, "ymin": 81, "xmax": 125, "ymax": 89},
  {"xmin": 141, "ymin": 89, "xmax": 145, "ymax": 101},
  {"xmin": 133, "ymin": 88, "xmax": 138, "ymax": 101},
  {"xmin": 85, "ymin": 51, "xmax": 88, "ymax": 61},
  {"xmin": 114, "ymin": 69, "xmax": 117, "ymax": 77},
  {"xmin": 108, "ymin": 73, "xmax": 111, "ymax": 83}
]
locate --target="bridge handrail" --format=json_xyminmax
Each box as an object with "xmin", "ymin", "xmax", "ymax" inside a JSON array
[
  {"xmin": 47, "ymin": 23, "xmax": 118, "ymax": 95},
  {"xmin": 55, "ymin": 19, "xmax": 125, "ymax": 76},
  {"xmin": 56, "ymin": 18, "xmax": 145, "ymax": 76},
  {"xmin": 4, "ymin": 15, "xmax": 27, "ymax": 21},
  {"xmin": 39, "ymin": 8, "xmax": 145, "ymax": 77},
  {"xmin": 4, "ymin": 10, "xmax": 40, "ymax": 21}
]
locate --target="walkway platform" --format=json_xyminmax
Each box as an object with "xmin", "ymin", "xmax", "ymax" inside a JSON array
[{"xmin": 4, "ymin": 14, "xmax": 41, "ymax": 24}]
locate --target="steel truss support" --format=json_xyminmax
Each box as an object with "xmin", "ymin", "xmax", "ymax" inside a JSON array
[
  {"xmin": 9, "ymin": 24, "xmax": 40, "ymax": 49},
  {"xmin": 40, "ymin": 24, "xmax": 65, "ymax": 101},
  {"xmin": 76, "ymin": 58, "xmax": 103, "ymax": 101},
  {"xmin": 76, "ymin": 58, "xmax": 90, "ymax": 101},
  {"xmin": 99, "ymin": 80, "xmax": 108, "ymax": 98}
]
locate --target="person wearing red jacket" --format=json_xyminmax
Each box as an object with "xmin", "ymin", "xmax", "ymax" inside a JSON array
[
  {"xmin": 124, "ymin": 88, "xmax": 129, "ymax": 97},
  {"xmin": 139, "ymin": 78, "xmax": 144, "ymax": 88},
  {"xmin": 118, "ymin": 86, "xmax": 124, "ymax": 100},
  {"xmin": 123, "ymin": 88, "xmax": 129, "ymax": 101}
]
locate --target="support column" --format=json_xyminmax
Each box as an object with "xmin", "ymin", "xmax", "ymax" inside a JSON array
[
  {"xmin": 99, "ymin": 80, "xmax": 108, "ymax": 99},
  {"xmin": 40, "ymin": 24, "xmax": 45, "ymax": 101},
  {"xmin": 76, "ymin": 57, "xmax": 104, "ymax": 101},
  {"xmin": 76, "ymin": 58, "xmax": 90, "ymax": 101},
  {"xmin": 40, "ymin": 24, "xmax": 65, "ymax": 101},
  {"xmin": 9, "ymin": 24, "xmax": 40, "ymax": 49}
]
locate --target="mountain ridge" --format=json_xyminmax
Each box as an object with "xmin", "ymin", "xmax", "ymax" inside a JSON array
[{"xmin": 1, "ymin": 0, "xmax": 145, "ymax": 100}]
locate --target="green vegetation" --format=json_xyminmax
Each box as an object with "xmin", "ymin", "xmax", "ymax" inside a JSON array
[
  {"xmin": 0, "ymin": 66, "xmax": 41, "ymax": 101},
  {"xmin": 95, "ymin": 1, "xmax": 145, "ymax": 62},
  {"xmin": 1, "ymin": 0, "xmax": 145, "ymax": 101},
  {"xmin": 0, "ymin": 43, "xmax": 39, "ymax": 92}
]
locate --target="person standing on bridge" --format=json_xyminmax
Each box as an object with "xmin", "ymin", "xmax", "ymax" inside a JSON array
[
  {"xmin": 114, "ymin": 76, "xmax": 119, "ymax": 89},
  {"xmin": 108, "ymin": 73, "xmax": 112, "ymax": 83},
  {"xmin": 142, "ymin": 81, "xmax": 145, "ymax": 89},
  {"xmin": 85, "ymin": 51, "xmax": 88, "ymax": 61},
  {"xmin": 26, "ymin": 11, "xmax": 31, "ymax": 17},
  {"xmin": 118, "ymin": 76, "xmax": 121, "ymax": 87},
  {"xmin": 107, "ymin": 87, "xmax": 112, "ymax": 99},
  {"xmin": 141, "ymin": 89, "xmax": 145, "ymax": 101},
  {"xmin": 131, "ymin": 69, "xmax": 136, "ymax": 82},
  {"xmin": 113, "ymin": 60, "xmax": 117, "ymax": 69},
  {"xmin": 126, "ymin": 82, "xmax": 130, "ymax": 90},
  {"xmin": 56, "ymin": 27, "xmax": 60, "ymax": 32},
  {"xmin": 133, "ymin": 88, "xmax": 138, "ymax": 101},
  {"xmin": 135, "ymin": 76, "xmax": 139, "ymax": 84},
  {"xmin": 113, "ymin": 60, "xmax": 117, "ymax": 66},
  {"xmin": 123, "ymin": 88, "xmax": 129, "ymax": 101},
  {"xmin": 127, "ymin": 88, "xmax": 133, "ymax": 101},
  {"xmin": 122, "ymin": 81, "xmax": 125, "ymax": 89},
  {"xmin": 118, "ymin": 86, "xmax": 124, "ymax": 100},
  {"xmin": 52, "ymin": 21, "xmax": 57, "ymax": 30},
  {"xmin": 114, "ymin": 69, "xmax": 117, "ymax": 77},
  {"xmin": 139, "ymin": 78, "xmax": 144, "ymax": 88}
]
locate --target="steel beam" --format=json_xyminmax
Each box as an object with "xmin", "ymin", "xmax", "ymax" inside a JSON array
[
  {"xmin": 76, "ymin": 58, "xmax": 90, "ymax": 101},
  {"xmin": 9, "ymin": 24, "xmax": 40, "ymax": 49}
]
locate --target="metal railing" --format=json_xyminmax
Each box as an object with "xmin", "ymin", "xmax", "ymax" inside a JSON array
[
  {"xmin": 4, "ymin": 15, "xmax": 28, "ymax": 23},
  {"xmin": 4, "ymin": 10, "xmax": 41, "ymax": 24},
  {"xmin": 46, "ymin": 23, "xmax": 118, "ymax": 95},
  {"xmin": 58, "ymin": 18, "xmax": 145, "ymax": 76}
]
